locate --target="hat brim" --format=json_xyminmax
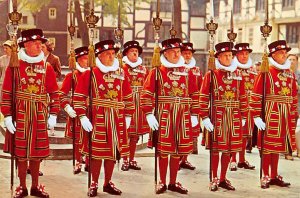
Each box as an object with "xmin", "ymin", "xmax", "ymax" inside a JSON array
[
  {"xmin": 181, "ymin": 48, "xmax": 196, "ymax": 53},
  {"xmin": 268, "ymin": 47, "xmax": 291, "ymax": 57},
  {"xmin": 215, "ymin": 50, "xmax": 236, "ymax": 58},
  {"xmin": 122, "ymin": 46, "xmax": 143, "ymax": 56},
  {"xmin": 160, "ymin": 47, "xmax": 183, "ymax": 54},
  {"xmin": 18, "ymin": 37, "xmax": 48, "ymax": 48},
  {"xmin": 95, "ymin": 48, "xmax": 120, "ymax": 56},
  {"xmin": 236, "ymin": 49, "xmax": 252, "ymax": 53}
]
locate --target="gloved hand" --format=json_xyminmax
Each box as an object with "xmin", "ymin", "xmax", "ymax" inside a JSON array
[
  {"xmin": 80, "ymin": 116, "xmax": 93, "ymax": 132},
  {"xmin": 48, "ymin": 114, "xmax": 57, "ymax": 129},
  {"xmin": 125, "ymin": 116, "xmax": 131, "ymax": 130},
  {"xmin": 242, "ymin": 119, "xmax": 246, "ymax": 127},
  {"xmin": 202, "ymin": 117, "xmax": 214, "ymax": 132},
  {"xmin": 4, "ymin": 116, "xmax": 16, "ymax": 134},
  {"xmin": 254, "ymin": 117, "xmax": 266, "ymax": 130},
  {"xmin": 64, "ymin": 104, "xmax": 77, "ymax": 118},
  {"xmin": 146, "ymin": 114, "xmax": 159, "ymax": 131},
  {"xmin": 191, "ymin": 115, "xmax": 199, "ymax": 127},
  {"xmin": 297, "ymin": 118, "xmax": 300, "ymax": 127}
]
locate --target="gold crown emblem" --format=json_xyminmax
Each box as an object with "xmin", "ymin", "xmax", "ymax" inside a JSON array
[{"xmin": 85, "ymin": 9, "xmax": 99, "ymax": 28}]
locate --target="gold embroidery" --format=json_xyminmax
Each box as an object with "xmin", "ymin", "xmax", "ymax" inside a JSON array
[
  {"xmin": 169, "ymin": 87, "xmax": 183, "ymax": 97},
  {"xmin": 223, "ymin": 90, "xmax": 235, "ymax": 100},
  {"xmin": 278, "ymin": 87, "xmax": 290, "ymax": 96},
  {"xmin": 104, "ymin": 89, "xmax": 118, "ymax": 99},
  {"xmin": 25, "ymin": 84, "xmax": 39, "ymax": 93}
]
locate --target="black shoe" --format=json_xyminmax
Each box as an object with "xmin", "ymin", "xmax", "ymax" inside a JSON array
[
  {"xmin": 30, "ymin": 185, "xmax": 49, "ymax": 198},
  {"xmin": 237, "ymin": 161, "xmax": 255, "ymax": 170},
  {"xmin": 269, "ymin": 175, "xmax": 291, "ymax": 187},
  {"xmin": 121, "ymin": 160, "xmax": 129, "ymax": 171},
  {"xmin": 209, "ymin": 177, "xmax": 219, "ymax": 192},
  {"xmin": 167, "ymin": 182, "xmax": 188, "ymax": 194},
  {"xmin": 156, "ymin": 182, "xmax": 167, "ymax": 194},
  {"xmin": 103, "ymin": 181, "xmax": 122, "ymax": 195},
  {"xmin": 84, "ymin": 165, "xmax": 89, "ymax": 172},
  {"xmin": 129, "ymin": 160, "xmax": 141, "ymax": 170},
  {"xmin": 73, "ymin": 163, "xmax": 82, "ymax": 174},
  {"xmin": 87, "ymin": 182, "xmax": 98, "ymax": 197},
  {"xmin": 229, "ymin": 162, "xmax": 237, "ymax": 171},
  {"xmin": 218, "ymin": 179, "xmax": 235, "ymax": 191},
  {"xmin": 180, "ymin": 161, "xmax": 196, "ymax": 170},
  {"xmin": 13, "ymin": 186, "xmax": 28, "ymax": 198},
  {"xmin": 261, "ymin": 176, "xmax": 270, "ymax": 189}
]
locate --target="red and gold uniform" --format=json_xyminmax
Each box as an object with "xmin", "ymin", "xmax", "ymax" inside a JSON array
[
  {"xmin": 2, "ymin": 52, "xmax": 59, "ymax": 159},
  {"xmin": 250, "ymin": 40, "xmax": 297, "ymax": 188}
]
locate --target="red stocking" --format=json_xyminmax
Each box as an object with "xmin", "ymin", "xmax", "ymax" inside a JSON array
[
  {"xmin": 18, "ymin": 160, "xmax": 27, "ymax": 188},
  {"xmin": 29, "ymin": 160, "xmax": 41, "ymax": 187},
  {"xmin": 129, "ymin": 137, "xmax": 138, "ymax": 161},
  {"xmin": 270, "ymin": 153, "xmax": 279, "ymax": 179},
  {"xmin": 262, "ymin": 153, "xmax": 271, "ymax": 177},
  {"xmin": 159, "ymin": 155, "xmax": 168, "ymax": 184},
  {"xmin": 104, "ymin": 160, "xmax": 115, "ymax": 186},
  {"xmin": 220, "ymin": 153, "xmax": 230, "ymax": 181},
  {"xmin": 212, "ymin": 152, "xmax": 219, "ymax": 179},
  {"xmin": 239, "ymin": 137, "xmax": 247, "ymax": 162},
  {"xmin": 231, "ymin": 152, "xmax": 237, "ymax": 163},
  {"xmin": 91, "ymin": 159, "xmax": 102, "ymax": 185},
  {"xmin": 169, "ymin": 155, "xmax": 180, "ymax": 184}
]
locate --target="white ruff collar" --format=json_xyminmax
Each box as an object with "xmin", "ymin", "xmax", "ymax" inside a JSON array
[
  {"xmin": 269, "ymin": 57, "xmax": 291, "ymax": 70},
  {"xmin": 234, "ymin": 56, "xmax": 253, "ymax": 69},
  {"xmin": 215, "ymin": 59, "xmax": 237, "ymax": 72},
  {"xmin": 122, "ymin": 56, "xmax": 142, "ymax": 68},
  {"xmin": 76, "ymin": 62, "xmax": 90, "ymax": 73},
  {"xmin": 19, "ymin": 48, "xmax": 44, "ymax": 63},
  {"xmin": 185, "ymin": 57, "xmax": 196, "ymax": 68},
  {"xmin": 160, "ymin": 55, "xmax": 185, "ymax": 68},
  {"xmin": 96, "ymin": 57, "xmax": 119, "ymax": 73}
]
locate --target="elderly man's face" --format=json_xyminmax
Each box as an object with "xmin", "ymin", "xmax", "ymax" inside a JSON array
[
  {"xmin": 98, "ymin": 49, "xmax": 116, "ymax": 66},
  {"xmin": 272, "ymin": 49, "xmax": 288, "ymax": 65},
  {"xmin": 24, "ymin": 40, "xmax": 42, "ymax": 57},
  {"xmin": 126, "ymin": 48, "xmax": 139, "ymax": 63},
  {"xmin": 164, "ymin": 48, "xmax": 181, "ymax": 64},
  {"xmin": 218, "ymin": 52, "xmax": 233, "ymax": 66},
  {"xmin": 181, "ymin": 50, "xmax": 193, "ymax": 64},
  {"xmin": 236, "ymin": 50, "xmax": 250, "ymax": 64},
  {"xmin": 77, "ymin": 55, "xmax": 88, "ymax": 69}
]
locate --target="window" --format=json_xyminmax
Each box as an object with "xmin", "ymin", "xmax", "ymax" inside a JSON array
[
  {"xmin": 233, "ymin": 0, "xmax": 242, "ymax": 14},
  {"xmin": 188, "ymin": 0, "xmax": 206, "ymax": 16},
  {"xmin": 282, "ymin": 0, "xmax": 294, "ymax": 8},
  {"xmin": 286, "ymin": 23, "xmax": 299, "ymax": 44},
  {"xmin": 146, "ymin": 22, "xmax": 171, "ymax": 43},
  {"xmin": 151, "ymin": 0, "xmax": 171, "ymax": 12},
  {"xmin": 47, "ymin": 37, "xmax": 56, "ymax": 48},
  {"xmin": 256, "ymin": 0, "xmax": 264, "ymax": 11},
  {"xmin": 49, "ymin": 8, "xmax": 57, "ymax": 19},
  {"xmin": 22, "ymin": 16, "xmax": 28, "ymax": 24},
  {"xmin": 100, "ymin": 28, "xmax": 114, "ymax": 41},
  {"xmin": 214, "ymin": 0, "xmax": 220, "ymax": 17},
  {"xmin": 248, "ymin": 28, "xmax": 253, "ymax": 46}
]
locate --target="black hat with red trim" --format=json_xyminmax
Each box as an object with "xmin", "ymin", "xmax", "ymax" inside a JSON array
[
  {"xmin": 122, "ymin": 40, "xmax": 143, "ymax": 56},
  {"xmin": 18, "ymin": 28, "xmax": 47, "ymax": 48},
  {"xmin": 160, "ymin": 38, "xmax": 182, "ymax": 54},
  {"xmin": 268, "ymin": 40, "xmax": 291, "ymax": 57},
  {"xmin": 214, "ymin": 42, "xmax": 236, "ymax": 57},
  {"xmin": 234, "ymin": 43, "xmax": 253, "ymax": 53},
  {"xmin": 75, "ymin": 46, "xmax": 89, "ymax": 60},
  {"xmin": 181, "ymin": 42, "xmax": 196, "ymax": 53},
  {"xmin": 94, "ymin": 40, "xmax": 119, "ymax": 56}
]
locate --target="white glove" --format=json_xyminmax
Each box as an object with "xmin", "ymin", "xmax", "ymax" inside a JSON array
[
  {"xmin": 125, "ymin": 116, "xmax": 131, "ymax": 130},
  {"xmin": 4, "ymin": 116, "xmax": 16, "ymax": 134},
  {"xmin": 48, "ymin": 114, "xmax": 57, "ymax": 129},
  {"xmin": 297, "ymin": 118, "xmax": 300, "ymax": 127},
  {"xmin": 191, "ymin": 115, "xmax": 199, "ymax": 127},
  {"xmin": 64, "ymin": 104, "xmax": 77, "ymax": 118},
  {"xmin": 146, "ymin": 114, "xmax": 159, "ymax": 131},
  {"xmin": 202, "ymin": 117, "xmax": 214, "ymax": 132},
  {"xmin": 242, "ymin": 119, "xmax": 246, "ymax": 127},
  {"xmin": 254, "ymin": 117, "xmax": 266, "ymax": 130},
  {"xmin": 80, "ymin": 116, "xmax": 93, "ymax": 132}
]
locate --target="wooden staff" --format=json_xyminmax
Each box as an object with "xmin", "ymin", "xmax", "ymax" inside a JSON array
[
  {"xmin": 68, "ymin": 0, "xmax": 76, "ymax": 173},
  {"xmin": 152, "ymin": 0, "xmax": 162, "ymax": 191},
  {"xmin": 205, "ymin": 1, "xmax": 218, "ymax": 183},
  {"xmin": 85, "ymin": 3, "xmax": 99, "ymax": 191},
  {"xmin": 7, "ymin": 0, "xmax": 22, "ymax": 192}
]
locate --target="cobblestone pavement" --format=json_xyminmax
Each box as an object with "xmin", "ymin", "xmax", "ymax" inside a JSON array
[{"xmin": 1, "ymin": 145, "xmax": 300, "ymax": 198}]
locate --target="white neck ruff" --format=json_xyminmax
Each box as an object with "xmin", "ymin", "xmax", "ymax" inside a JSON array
[
  {"xmin": 160, "ymin": 55, "xmax": 185, "ymax": 68},
  {"xmin": 215, "ymin": 58, "xmax": 238, "ymax": 72},
  {"xmin": 185, "ymin": 57, "xmax": 196, "ymax": 68},
  {"xmin": 234, "ymin": 56, "xmax": 253, "ymax": 69},
  {"xmin": 19, "ymin": 48, "xmax": 44, "ymax": 63},
  {"xmin": 96, "ymin": 57, "xmax": 119, "ymax": 73},
  {"xmin": 122, "ymin": 56, "xmax": 142, "ymax": 68},
  {"xmin": 76, "ymin": 62, "xmax": 90, "ymax": 73},
  {"xmin": 269, "ymin": 57, "xmax": 291, "ymax": 70}
]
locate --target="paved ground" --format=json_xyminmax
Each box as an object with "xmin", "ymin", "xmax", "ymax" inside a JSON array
[{"xmin": 1, "ymin": 143, "xmax": 300, "ymax": 198}]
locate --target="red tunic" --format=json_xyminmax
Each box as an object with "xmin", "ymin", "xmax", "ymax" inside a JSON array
[
  {"xmin": 189, "ymin": 66, "xmax": 203, "ymax": 138},
  {"xmin": 199, "ymin": 69, "xmax": 248, "ymax": 153},
  {"xmin": 250, "ymin": 66, "xmax": 298, "ymax": 153},
  {"xmin": 237, "ymin": 67, "xmax": 257, "ymax": 137},
  {"xmin": 73, "ymin": 67, "xmax": 134, "ymax": 160},
  {"xmin": 123, "ymin": 64, "xmax": 150, "ymax": 137},
  {"xmin": 1, "ymin": 60, "xmax": 60, "ymax": 159},
  {"xmin": 141, "ymin": 66, "xmax": 199, "ymax": 155},
  {"xmin": 59, "ymin": 70, "xmax": 83, "ymax": 144}
]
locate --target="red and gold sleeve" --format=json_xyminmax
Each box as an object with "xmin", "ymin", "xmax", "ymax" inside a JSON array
[
  {"xmin": 74, "ymin": 70, "xmax": 90, "ymax": 118},
  {"xmin": 59, "ymin": 72, "xmax": 73, "ymax": 109},
  {"xmin": 292, "ymin": 73, "xmax": 298, "ymax": 118},
  {"xmin": 122, "ymin": 73, "xmax": 135, "ymax": 116},
  {"xmin": 239, "ymin": 78, "xmax": 248, "ymax": 119},
  {"xmin": 141, "ymin": 68, "xmax": 155, "ymax": 115},
  {"xmin": 189, "ymin": 71, "xmax": 200, "ymax": 115},
  {"xmin": 249, "ymin": 73, "xmax": 264, "ymax": 118},
  {"xmin": 199, "ymin": 70, "xmax": 211, "ymax": 119},
  {"xmin": 0, "ymin": 67, "xmax": 14, "ymax": 117}
]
